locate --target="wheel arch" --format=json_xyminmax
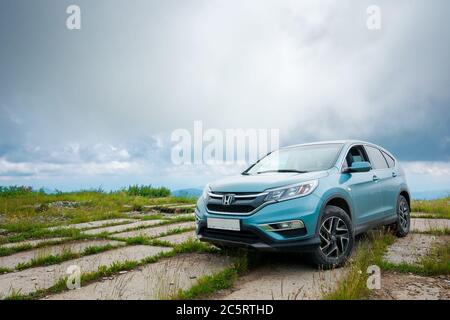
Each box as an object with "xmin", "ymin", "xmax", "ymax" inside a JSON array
[
  {"xmin": 399, "ymin": 189, "xmax": 411, "ymax": 209},
  {"xmin": 315, "ymin": 193, "xmax": 354, "ymax": 235}
]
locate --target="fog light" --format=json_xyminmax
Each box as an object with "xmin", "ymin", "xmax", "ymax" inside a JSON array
[{"xmin": 260, "ymin": 220, "xmax": 305, "ymax": 231}]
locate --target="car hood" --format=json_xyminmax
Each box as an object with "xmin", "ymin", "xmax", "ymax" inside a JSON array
[{"xmin": 209, "ymin": 171, "xmax": 329, "ymax": 193}]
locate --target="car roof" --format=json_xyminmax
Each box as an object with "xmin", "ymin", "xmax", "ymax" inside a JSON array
[
  {"xmin": 280, "ymin": 140, "xmax": 366, "ymax": 149},
  {"xmin": 280, "ymin": 140, "xmax": 395, "ymax": 159}
]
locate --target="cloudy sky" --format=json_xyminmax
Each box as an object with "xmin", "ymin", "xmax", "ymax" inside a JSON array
[{"xmin": 0, "ymin": 0, "xmax": 449, "ymax": 195}]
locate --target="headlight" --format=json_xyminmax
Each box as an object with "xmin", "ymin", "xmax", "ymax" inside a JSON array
[
  {"xmin": 264, "ymin": 180, "xmax": 318, "ymax": 202},
  {"xmin": 201, "ymin": 184, "xmax": 210, "ymax": 201}
]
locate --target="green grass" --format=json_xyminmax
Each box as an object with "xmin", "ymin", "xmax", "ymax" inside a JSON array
[
  {"xmin": 324, "ymin": 230, "xmax": 395, "ymax": 300},
  {"xmin": 122, "ymin": 185, "xmax": 171, "ymax": 198},
  {"xmin": 81, "ymin": 244, "xmax": 119, "ymax": 255},
  {"xmin": 412, "ymin": 197, "xmax": 450, "ymax": 218},
  {"xmin": 0, "ymin": 186, "xmax": 39, "ymax": 197},
  {"xmin": 0, "ymin": 244, "xmax": 33, "ymax": 257},
  {"xmin": 0, "ymin": 267, "xmax": 13, "ymax": 274},
  {"xmin": 0, "ymin": 187, "xmax": 195, "ymax": 234},
  {"xmin": 174, "ymin": 268, "xmax": 238, "ymax": 300},
  {"xmin": 16, "ymin": 250, "xmax": 78, "ymax": 270}
]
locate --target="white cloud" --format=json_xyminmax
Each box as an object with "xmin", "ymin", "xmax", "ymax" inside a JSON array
[
  {"xmin": 0, "ymin": 1, "xmax": 449, "ymax": 192},
  {"xmin": 0, "ymin": 158, "xmax": 136, "ymax": 179},
  {"xmin": 402, "ymin": 161, "xmax": 450, "ymax": 177}
]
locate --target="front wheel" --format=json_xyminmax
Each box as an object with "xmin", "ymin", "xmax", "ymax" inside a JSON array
[{"xmin": 307, "ymin": 205, "xmax": 354, "ymax": 269}]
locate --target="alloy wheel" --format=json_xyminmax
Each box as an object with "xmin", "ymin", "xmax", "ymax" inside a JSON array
[
  {"xmin": 398, "ymin": 198, "xmax": 410, "ymax": 231},
  {"xmin": 319, "ymin": 216, "xmax": 350, "ymax": 259}
]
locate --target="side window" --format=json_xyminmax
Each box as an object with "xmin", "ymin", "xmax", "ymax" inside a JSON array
[
  {"xmin": 382, "ymin": 151, "xmax": 395, "ymax": 168},
  {"xmin": 345, "ymin": 145, "xmax": 369, "ymax": 168},
  {"xmin": 365, "ymin": 146, "xmax": 388, "ymax": 169}
]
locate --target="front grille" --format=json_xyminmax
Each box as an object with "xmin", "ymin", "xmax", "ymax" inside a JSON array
[
  {"xmin": 206, "ymin": 191, "xmax": 266, "ymax": 215},
  {"xmin": 207, "ymin": 204, "xmax": 254, "ymax": 213},
  {"xmin": 201, "ymin": 228, "xmax": 261, "ymax": 244}
]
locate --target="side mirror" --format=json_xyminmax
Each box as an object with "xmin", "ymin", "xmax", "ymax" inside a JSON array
[{"xmin": 346, "ymin": 161, "xmax": 372, "ymax": 173}]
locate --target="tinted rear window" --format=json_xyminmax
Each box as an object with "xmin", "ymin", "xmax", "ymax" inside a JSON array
[
  {"xmin": 365, "ymin": 146, "xmax": 388, "ymax": 169},
  {"xmin": 382, "ymin": 151, "xmax": 395, "ymax": 168}
]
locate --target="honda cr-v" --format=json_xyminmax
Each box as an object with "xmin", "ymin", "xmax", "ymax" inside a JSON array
[{"xmin": 195, "ymin": 140, "xmax": 410, "ymax": 268}]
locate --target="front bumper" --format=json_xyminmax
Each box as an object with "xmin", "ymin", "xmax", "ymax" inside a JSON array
[{"xmin": 195, "ymin": 193, "xmax": 322, "ymax": 252}]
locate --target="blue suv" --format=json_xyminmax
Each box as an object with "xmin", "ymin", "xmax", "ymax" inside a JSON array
[{"xmin": 196, "ymin": 140, "xmax": 410, "ymax": 268}]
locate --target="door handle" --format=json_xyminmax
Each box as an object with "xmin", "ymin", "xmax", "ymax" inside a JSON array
[
  {"xmin": 373, "ymin": 175, "xmax": 380, "ymax": 182},
  {"xmin": 392, "ymin": 172, "xmax": 397, "ymax": 177}
]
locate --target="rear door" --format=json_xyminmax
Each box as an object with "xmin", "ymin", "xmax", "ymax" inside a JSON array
[{"xmin": 380, "ymin": 150, "xmax": 399, "ymax": 216}]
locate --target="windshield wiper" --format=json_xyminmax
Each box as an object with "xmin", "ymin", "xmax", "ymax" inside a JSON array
[{"xmin": 256, "ymin": 169, "xmax": 309, "ymax": 174}]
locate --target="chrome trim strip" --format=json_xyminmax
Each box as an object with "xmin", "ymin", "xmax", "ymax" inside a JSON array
[
  {"xmin": 339, "ymin": 142, "xmax": 398, "ymax": 173},
  {"xmin": 207, "ymin": 192, "xmax": 268, "ymax": 199},
  {"xmin": 206, "ymin": 201, "xmax": 273, "ymax": 216}
]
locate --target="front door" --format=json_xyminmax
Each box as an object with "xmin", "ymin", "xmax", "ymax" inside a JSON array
[{"xmin": 341, "ymin": 145, "xmax": 383, "ymax": 226}]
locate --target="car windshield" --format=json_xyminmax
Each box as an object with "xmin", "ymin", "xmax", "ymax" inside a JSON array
[{"xmin": 245, "ymin": 143, "xmax": 343, "ymax": 175}]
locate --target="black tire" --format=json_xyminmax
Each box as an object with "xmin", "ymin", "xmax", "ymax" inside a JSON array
[
  {"xmin": 391, "ymin": 195, "xmax": 410, "ymax": 237},
  {"xmin": 307, "ymin": 205, "xmax": 354, "ymax": 269}
]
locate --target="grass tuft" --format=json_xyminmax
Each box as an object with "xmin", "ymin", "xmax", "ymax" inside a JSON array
[
  {"xmin": 324, "ymin": 230, "xmax": 395, "ymax": 300},
  {"xmin": 173, "ymin": 252, "xmax": 247, "ymax": 300}
]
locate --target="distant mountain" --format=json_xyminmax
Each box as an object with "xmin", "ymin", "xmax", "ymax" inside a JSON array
[
  {"xmin": 171, "ymin": 188, "xmax": 202, "ymax": 198},
  {"xmin": 412, "ymin": 190, "xmax": 449, "ymax": 200}
]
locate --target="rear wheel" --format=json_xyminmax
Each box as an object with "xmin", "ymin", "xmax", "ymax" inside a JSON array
[
  {"xmin": 307, "ymin": 205, "xmax": 354, "ymax": 269},
  {"xmin": 391, "ymin": 195, "xmax": 410, "ymax": 237}
]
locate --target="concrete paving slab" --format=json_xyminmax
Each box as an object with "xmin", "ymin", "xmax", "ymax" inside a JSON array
[
  {"xmin": 0, "ymin": 245, "xmax": 171, "ymax": 298},
  {"xmin": 158, "ymin": 231, "xmax": 197, "ymax": 245},
  {"xmin": 47, "ymin": 219, "xmax": 136, "ymax": 231},
  {"xmin": 0, "ymin": 238, "xmax": 66, "ymax": 249},
  {"xmin": 370, "ymin": 272, "xmax": 450, "ymax": 300},
  {"xmin": 113, "ymin": 222, "xmax": 195, "ymax": 239},
  {"xmin": 0, "ymin": 240, "xmax": 124, "ymax": 269},
  {"xmin": 216, "ymin": 263, "xmax": 346, "ymax": 300},
  {"xmin": 44, "ymin": 253, "xmax": 232, "ymax": 300},
  {"xmin": 384, "ymin": 234, "xmax": 449, "ymax": 265},
  {"xmin": 410, "ymin": 218, "xmax": 450, "ymax": 232},
  {"xmin": 82, "ymin": 220, "xmax": 165, "ymax": 235}
]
